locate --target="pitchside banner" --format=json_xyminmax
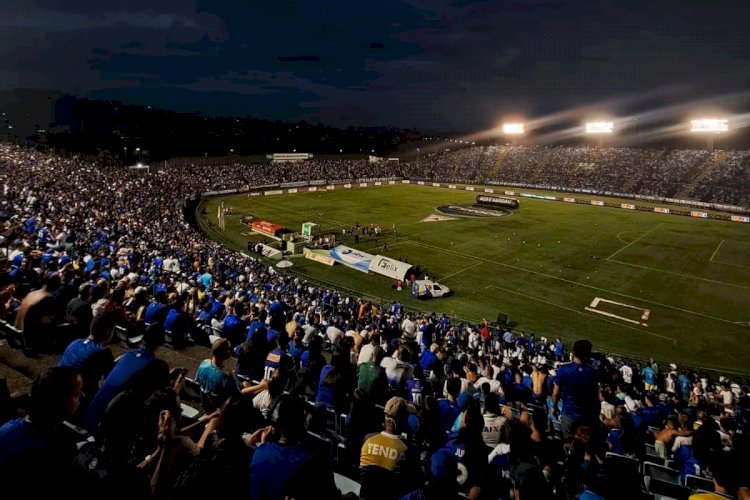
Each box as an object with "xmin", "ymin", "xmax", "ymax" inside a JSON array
[
  {"xmin": 654, "ymin": 207, "xmax": 670, "ymax": 214},
  {"xmin": 329, "ymin": 245, "xmax": 374, "ymax": 273},
  {"xmin": 259, "ymin": 243, "xmax": 282, "ymax": 260},
  {"xmin": 475, "ymin": 195, "xmax": 520, "ymax": 209},
  {"xmin": 621, "ymin": 203, "xmax": 636, "ymax": 210},
  {"xmin": 564, "ymin": 197, "xmax": 576, "ymax": 203},
  {"xmin": 691, "ymin": 211, "xmax": 708, "ymax": 219},
  {"xmin": 731, "ymin": 215, "xmax": 750, "ymax": 223},
  {"xmin": 591, "ymin": 200, "xmax": 605, "ymax": 206},
  {"xmin": 368, "ymin": 255, "xmax": 412, "ymax": 281}
]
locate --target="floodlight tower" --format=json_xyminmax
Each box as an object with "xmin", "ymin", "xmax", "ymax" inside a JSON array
[
  {"xmin": 690, "ymin": 119, "xmax": 728, "ymax": 152},
  {"xmin": 502, "ymin": 123, "xmax": 525, "ymax": 145},
  {"xmin": 585, "ymin": 121, "xmax": 614, "ymax": 147}
]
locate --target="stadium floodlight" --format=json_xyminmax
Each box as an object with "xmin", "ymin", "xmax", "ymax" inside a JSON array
[
  {"xmin": 690, "ymin": 118, "xmax": 728, "ymax": 133},
  {"xmin": 690, "ymin": 118, "xmax": 728, "ymax": 151},
  {"xmin": 585, "ymin": 122, "xmax": 614, "ymax": 134},
  {"xmin": 502, "ymin": 123, "xmax": 525, "ymax": 135}
]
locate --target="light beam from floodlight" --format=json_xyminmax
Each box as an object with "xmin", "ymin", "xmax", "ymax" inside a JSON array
[
  {"xmin": 502, "ymin": 123, "xmax": 525, "ymax": 135},
  {"xmin": 690, "ymin": 118, "xmax": 728, "ymax": 152},
  {"xmin": 585, "ymin": 122, "xmax": 614, "ymax": 134},
  {"xmin": 690, "ymin": 119, "xmax": 729, "ymax": 133}
]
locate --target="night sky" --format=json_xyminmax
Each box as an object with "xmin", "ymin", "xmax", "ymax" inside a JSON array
[{"xmin": 2, "ymin": 0, "xmax": 749, "ymax": 131}]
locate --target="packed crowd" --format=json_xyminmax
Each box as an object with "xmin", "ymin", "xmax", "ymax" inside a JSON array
[
  {"xmin": 406, "ymin": 145, "xmax": 750, "ymax": 207},
  {"xmin": 1, "ymin": 143, "xmax": 749, "ymax": 499}
]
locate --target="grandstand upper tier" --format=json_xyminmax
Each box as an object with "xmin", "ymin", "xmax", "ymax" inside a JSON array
[{"xmin": 398, "ymin": 145, "xmax": 750, "ymax": 208}]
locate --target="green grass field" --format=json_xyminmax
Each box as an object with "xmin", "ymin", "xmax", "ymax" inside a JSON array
[{"xmin": 197, "ymin": 184, "xmax": 750, "ymax": 373}]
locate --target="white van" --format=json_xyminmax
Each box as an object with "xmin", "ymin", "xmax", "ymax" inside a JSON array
[{"xmin": 412, "ymin": 280, "xmax": 451, "ymax": 299}]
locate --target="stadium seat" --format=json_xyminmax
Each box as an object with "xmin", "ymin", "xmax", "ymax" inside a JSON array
[
  {"xmin": 0, "ymin": 320, "xmax": 24, "ymax": 349},
  {"xmin": 180, "ymin": 377, "xmax": 202, "ymax": 404},
  {"xmin": 684, "ymin": 474, "xmax": 713, "ymax": 492},
  {"xmin": 114, "ymin": 325, "xmax": 143, "ymax": 347},
  {"xmin": 644, "ymin": 461, "xmax": 681, "ymax": 488}
]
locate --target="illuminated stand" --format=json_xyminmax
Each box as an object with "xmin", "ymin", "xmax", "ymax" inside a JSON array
[
  {"xmin": 690, "ymin": 119, "xmax": 728, "ymax": 152},
  {"xmin": 585, "ymin": 121, "xmax": 614, "ymax": 147},
  {"xmin": 502, "ymin": 123, "xmax": 525, "ymax": 145}
]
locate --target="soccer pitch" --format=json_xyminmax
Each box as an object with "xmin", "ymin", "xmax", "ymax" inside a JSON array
[{"xmin": 197, "ymin": 184, "xmax": 750, "ymax": 373}]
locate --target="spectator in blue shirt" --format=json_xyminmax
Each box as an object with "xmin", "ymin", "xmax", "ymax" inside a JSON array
[
  {"xmin": 196, "ymin": 338, "xmax": 238, "ymax": 411},
  {"xmin": 249, "ymin": 396, "xmax": 337, "ymax": 500},
  {"xmin": 551, "ymin": 339, "xmax": 599, "ymax": 439},
  {"xmin": 57, "ymin": 312, "xmax": 117, "ymax": 411},
  {"xmin": 438, "ymin": 377, "xmax": 462, "ymax": 432},
  {"xmin": 0, "ymin": 366, "xmax": 83, "ymax": 496},
  {"xmin": 641, "ymin": 364, "xmax": 658, "ymax": 391}
]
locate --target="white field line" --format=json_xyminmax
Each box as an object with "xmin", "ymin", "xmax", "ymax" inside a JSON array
[
  {"xmin": 597, "ymin": 297, "xmax": 648, "ymax": 311},
  {"xmin": 705, "ymin": 240, "xmax": 750, "ymax": 269},
  {"xmin": 606, "ymin": 258, "xmax": 750, "ymax": 290},
  {"xmin": 584, "ymin": 307, "xmax": 645, "ymax": 326},
  {"xmin": 591, "ymin": 297, "xmax": 651, "ymax": 322},
  {"xmin": 361, "ymin": 241, "xmax": 406, "ymax": 253},
  {"xmin": 487, "ymin": 285, "xmax": 675, "ymax": 343},
  {"xmin": 394, "ymin": 238, "xmax": 743, "ymax": 326},
  {"xmin": 248, "ymin": 198, "xmax": 745, "ymax": 325},
  {"xmin": 439, "ymin": 261, "xmax": 483, "ymax": 281},
  {"xmin": 606, "ymin": 223, "xmax": 665, "ymax": 261},
  {"xmin": 709, "ymin": 239, "xmax": 726, "ymax": 263}
]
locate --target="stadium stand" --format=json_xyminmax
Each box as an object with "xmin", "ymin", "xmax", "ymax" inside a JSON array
[{"xmin": 0, "ymin": 142, "xmax": 749, "ymax": 499}]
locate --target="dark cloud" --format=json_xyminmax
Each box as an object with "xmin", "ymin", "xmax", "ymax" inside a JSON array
[{"xmin": 0, "ymin": 0, "xmax": 749, "ymax": 131}]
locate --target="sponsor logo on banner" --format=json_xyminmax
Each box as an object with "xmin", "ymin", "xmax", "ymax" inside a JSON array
[
  {"xmin": 449, "ymin": 184, "xmax": 457, "ymax": 189},
  {"xmin": 691, "ymin": 211, "xmax": 708, "ymax": 218},
  {"xmin": 432, "ymin": 182, "xmax": 441, "ymax": 187},
  {"xmin": 259, "ymin": 243, "xmax": 282, "ymax": 260},
  {"xmin": 436, "ymin": 205, "xmax": 512, "ymax": 218},
  {"xmin": 288, "ymin": 188, "xmax": 298, "ymax": 194},
  {"xmin": 326, "ymin": 185, "xmax": 335, "ymax": 190},
  {"xmin": 375, "ymin": 181, "xmax": 382, "ymax": 186},
  {"xmin": 203, "ymin": 189, "xmax": 239, "ymax": 196},
  {"xmin": 504, "ymin": 191, "xmax": 516, "ymax": 196},
  {"xmin": 252, "ymin": 220, "xmax": 285, "ymax": 237},
  {"xmin": 654, "ymin": 207, "xmax": 670, "ymax": 214},
  {"xmin": 520, "ymin": 193, "xmax": 557, "ymax": 200},
  {"xmin": 280, "ymin": 181, "xmax": 307, "ymax": 188},
  {"xmin": 389, "ymin": 180, "xmax": 396, "ymax": 185},
  {"xmin": 360, "ymin": 183, "xmax": 368, "ymax": 187},
  {"xmin": 418, "ymin": 181, "xmax": 425, "ymax": 185},
  {"xmin": 484, "ymin": 188, "xmax": 495, "ymax": 193},
  {"xmin": 420, "ymin": 214, "xmax": 457, "ymax": 223},
  {"xmin": 369, "ymin": 255, "xmax": 412, "ymax": 281},
  {"xmin": 476, "ymin": 195, "xmax": 520, "ymax": 209},
  {"xmin": 402, "ymin": 180, "xmax": 411, "ymax": 184},
  {"xmin": 591, "ymin": 200, "xmax": 605, "ymax": 206},
  {"xmin": 329, "ymin": 245, "xmax": 374, "ymax": 273},
  {"xmin": 303, "ymin": 248, "xmax": 335, "ymax": 266},
  {"xmin": 564, "ymin": 197, "xmax": 576, "ymax": 203},
  {"xmin": 264, "ymin": 190, "xmax": 283, "ymax": 196},
  {"xmin": 308, "ymin": 186, "xmax": 317, "ymax": 192},
  {"xmin": 731, "ymin": 215, "xmax": 750, "ymax": 223},
  {"xmin": 344, "ymin": 183, "xmax": 352, "ymax": 188},
  {"xmin": 621, "ymin": 203, "xmax": 635, "ymax": 210},
  {"xmin": 465, "ymin": 186, "xmax": 475, "ymax": 191},
  {"xmin": 249, "ymin": 192, "xmax": 262, "ymax": 197}
]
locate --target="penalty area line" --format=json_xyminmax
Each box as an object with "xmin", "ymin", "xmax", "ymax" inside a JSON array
[
  {"xmin": 606, "ymin": 223, "xmax": 664, "ymax": 261},
  {"xmin": 487, "ymin": 285, "xmax": 675, "ymax": 344},
  {"xmin": 709, "ymin": 239, "xmax": 726, "ymax": 263},
  {"xmin": 438, "ymin": 261, "xmax": 483, "ymax": 281}
]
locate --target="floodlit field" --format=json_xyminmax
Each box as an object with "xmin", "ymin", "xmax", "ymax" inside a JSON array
[{"xmin": 197, "ymin": 184, "xmax": 750, "ymax": 373}]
